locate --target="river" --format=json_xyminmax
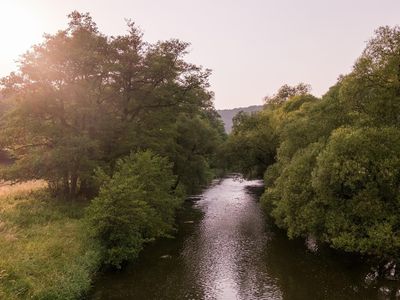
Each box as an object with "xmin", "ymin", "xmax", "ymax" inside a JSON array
[{"xmin": 90, "ymin": 176, "xmax": 398, "ymax": 299}]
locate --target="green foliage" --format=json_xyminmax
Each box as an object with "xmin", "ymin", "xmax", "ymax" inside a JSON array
[
  {"xmin": 339, "ymin": 26, "xmax": 400, "ymax": 126},
  {"xmin": 85, "ymin": 151, "xmax": 182, "ymax": 268},
  {"xmin": 262, "ymin": 142, "xmax": 325, "ymax": 238},
  {"xmin": 228, "ymin": 26, "xmax": 400, "ymax": 261},
  {"xmin": 173, "ymin": 114, "xmax": 225, "ymax": 193},
  {"xmin": 0, "ymin": 11, "xmax": 223, "ymax": 197},
  {"xmin": 223, "ymin": 110, "xmax": 278, "ymax": 177},
  {"xmin": 312, "ymin": 127, "xmax": 400, "ymax": 257},
  {"xmin": 0, "ymin": 190, "xmax": 101, "ymax": 300},
  {"xmin": 0, "ymin": 12, "xmax": 225, "ymax": 296},
  {"xmin": 264, "ymin": 83, "xmax": 311, "ymax": 106}
]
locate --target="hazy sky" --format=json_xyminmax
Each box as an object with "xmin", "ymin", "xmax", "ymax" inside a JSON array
[{"xmin": 0, "ymin": 0, "xmax": 399, "ymax": 109}]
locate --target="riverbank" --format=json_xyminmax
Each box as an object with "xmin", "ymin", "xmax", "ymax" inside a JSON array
[
  {"xmin": 0, "ymin": 175, "xmax": 218, "ymax": 299},
  {"xmin": 0, "ymin": 182, "xmax": 101, "ymax": 299},
  {"xmin": 3, "ymin": 178, "xmax": 400, "ymax": 299},
  {"xmin": 90, "ymin": 176, "xmax": 400, "ymax": 299}
]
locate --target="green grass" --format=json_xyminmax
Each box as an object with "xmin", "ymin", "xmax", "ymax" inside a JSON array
[{"xmin": 0, "ymin": 188, "xmax": 101, "ymax": 299}]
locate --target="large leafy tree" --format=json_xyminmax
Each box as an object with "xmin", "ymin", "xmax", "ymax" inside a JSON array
[
  {"xmin": 313, "ymin": 127, "xmax": 400, "ymax": 258},
  {"xmin": 228, "ymin": 25, "xmax": 400, "ymax": 262},
  {"xmin": 0, "ymin": 12, "xmax": 222, "ymax": 196},
  {"xmin": 223, "ymin": 84, "xmax": 315, "ymax": 178},
  {"xmin": 263, "ymin": 142, "xmax": 325, "ymax": 238},
  {"xmin": 340, "ymin": 26, "xmax": 400, "ymax": 126},
  {"xmin": 223, "ymin": 110, "xmax": 277, "ymax": 177},
  {"xmin": 0, "ymin": 12, "xmax": 110, "ymax": 195}
]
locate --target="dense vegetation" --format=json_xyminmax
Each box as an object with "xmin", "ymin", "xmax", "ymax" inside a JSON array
[
  {"xmin": 217, "ymin": 105, "xmax": 263, "ymax": 133},
  {"xmin": 2, "ymin": 8, "xmax": 400, "ymax": 299},
  {"xmin": 0, "ymin": 11, "xmax": 225, "ymax": 298},
  {"xmin": 86, "ymin": 151, "xmax": 182, "ymax": 268},
  {"xmin": 226, "ymin": 26, "xmax": 400, "ymax": 262},
  {"xmin": 0, "ymin": 185, "xmax": 100, "ymax": 300},
  {"xmin": 0, "ymin": 11, "xmax": 225, "ymax": 198}
]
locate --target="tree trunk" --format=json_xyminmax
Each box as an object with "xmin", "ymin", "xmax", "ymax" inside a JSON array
[
  {"xmin": 172, "ymin": 174, "xmax": 181, "ymax": 190},
  {"xmin": 63, "ymin": 173, "xmax": 70, "ymax": 196},
  {"xmin": 70, "ymin": 173, "xmax": 78, "ymax": 197}
]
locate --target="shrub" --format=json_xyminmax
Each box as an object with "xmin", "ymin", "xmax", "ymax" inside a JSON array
[{"xmin": 86, "ymin": 151, "xmax": 181, "ymax": 268}]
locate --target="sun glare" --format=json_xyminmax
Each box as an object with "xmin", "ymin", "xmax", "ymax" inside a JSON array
[{"xmin": 0, "ymin": 2, "xmax": 42, "ymax": 65}]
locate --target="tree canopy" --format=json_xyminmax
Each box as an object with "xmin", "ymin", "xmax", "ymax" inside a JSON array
[
  {"xmin": 86, "ymin": 151, "xmax": 181, "ymax": 268},
  {"xmin": 0, "ymin": 11, "xmax": 225, "ymax": 197},
  {"xmin": 226, "ymin": 25, "xmax": 400, "ymax": 261}
]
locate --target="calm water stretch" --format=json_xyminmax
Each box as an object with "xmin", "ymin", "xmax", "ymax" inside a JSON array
[{"xmin": 90, "ymin": 176, "xmax": 399, "ymax": 299}]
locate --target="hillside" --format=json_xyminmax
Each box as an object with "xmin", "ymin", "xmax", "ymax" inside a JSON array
[{"xmin": 217, "ymin": 105, "xmax": 263, "ymax": 133}]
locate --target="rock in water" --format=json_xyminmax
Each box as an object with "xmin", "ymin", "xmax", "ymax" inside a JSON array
[
  {"xmin": 364, "ymin": 269, "xmax": 379, "ymax": 286},
  {"xmin": 378, "ymin": 286, "xmax": 391, "ymax": 297},
  {"xmin": 305, "ymin": 236, "xmax": 318, "ymax": 252}
]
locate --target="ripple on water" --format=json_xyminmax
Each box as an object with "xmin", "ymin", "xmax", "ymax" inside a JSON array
[
  {"xmin": 181, "ymin": 177, "xmax": 281, "ymax": 300},
  {"xmin": 90, "ymin": 176, "xmax": 390, "ymax": 300}
]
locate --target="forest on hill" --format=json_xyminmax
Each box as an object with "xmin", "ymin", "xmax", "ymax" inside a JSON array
[{"xmin": 217, "ymin": 105, "xmax": 262, "ymax": 133}]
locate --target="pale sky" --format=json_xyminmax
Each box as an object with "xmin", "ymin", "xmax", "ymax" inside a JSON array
[{"xmin": 0, "ymin": 0, "xmax": 399, "ymax": 109}]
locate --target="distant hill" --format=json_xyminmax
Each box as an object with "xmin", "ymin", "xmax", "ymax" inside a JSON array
[{"xmin": 217, "ymin": 105, "xmax": 263, "ymax": 133}]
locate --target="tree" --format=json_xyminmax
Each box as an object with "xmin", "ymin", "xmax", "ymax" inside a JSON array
[
  {"xmin": 262, "ymin": 142, "xmax": 325, "ymax": 238},
  {"xmin": 0, "ymin": 12, "xmax": 220, "ymax": 197},
  {"xmin": 340, "ymin": 26, "xmax": 400, "ymax": 126},
  {"xmin": 0, "ymin": 12, "xmax": 111, "ymax": 195},
  {"xmin": 224, "ymin": 26, "xmax": 400, "ymax": 264},
  {"xmin": 264, "ymin": 83, "xmax": 311, "ymax": 106},
  {"xmin": 224, "ymin": 110, "xmax": 278, "ymax": 178},
  {"xmin": 224, "ymin": 86, "xmax": 317, "ymax": 178},
  {"xmin": 312, "ymin": 127, "xmax": 400, "ymax": 258},
  {"xmin": 85, "ymin": 151, "xmax": 181, "ymax": 268}
]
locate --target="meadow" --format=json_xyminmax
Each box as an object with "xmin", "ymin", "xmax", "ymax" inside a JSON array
[{"xmin": 0, "ymin": 181, "xmax": 101, "ymax": 299}]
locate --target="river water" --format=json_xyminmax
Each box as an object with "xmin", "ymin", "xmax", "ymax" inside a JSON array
[{"xmin": 90, "ymin": 176, "xmax": 398, "ymax": 299}]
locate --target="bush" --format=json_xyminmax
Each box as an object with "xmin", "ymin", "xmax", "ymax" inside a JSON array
[
  {"xmin": 262, "ymin": 142, "xmax": 325, "ymax": 238},
  {"xmin": 86, "ymin": 151, "xmax": 182, "ymax": 268},
  {"xmin": 312, "ymin": 127, "xmax": 400, "ymax": 258}
]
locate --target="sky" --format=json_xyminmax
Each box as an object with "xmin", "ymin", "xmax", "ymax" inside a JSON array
[{"xmin": 0, "ymin": 0, "xmax": 399, "ymax": 109}]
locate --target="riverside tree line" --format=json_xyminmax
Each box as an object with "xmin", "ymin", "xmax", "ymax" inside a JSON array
[
  {"xmin": 1, "ymin": 11, "xmax": 400, "ymax": 272},
  {"xmin": 0, "ymin": 12, "xmax": 226, "ymax": 268},
  {"xmin": 225, "ymin": 26, "xmax": 400, "ymax": 263}
]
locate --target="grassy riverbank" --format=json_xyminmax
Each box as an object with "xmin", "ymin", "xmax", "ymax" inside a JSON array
[{"xmin": 0, "ymin": 182, "xmax": 101, "ymax": 299}]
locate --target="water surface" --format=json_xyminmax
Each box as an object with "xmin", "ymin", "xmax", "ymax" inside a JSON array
[{"xmin": 90, "ymin": 176, "xmax": 398, "ymax": 299}]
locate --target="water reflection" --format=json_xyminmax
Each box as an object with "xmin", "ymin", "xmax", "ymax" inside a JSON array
[
  {"xmin": 182, "ymin": 177, "xmax": 281, "ymax": 300},
  {"xmin": 90, "ymin": 176, "xmax": 396, "ymax": 300}
]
